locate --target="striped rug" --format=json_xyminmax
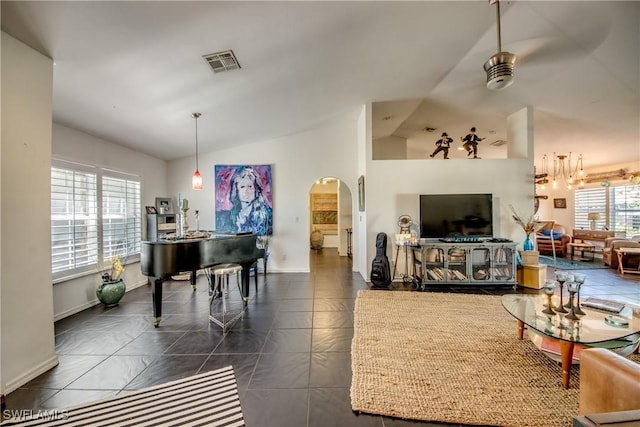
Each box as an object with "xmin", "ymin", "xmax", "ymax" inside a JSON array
[{"xmin": 2, "ymin": 366, "xmax": 244, "ymax": 427}]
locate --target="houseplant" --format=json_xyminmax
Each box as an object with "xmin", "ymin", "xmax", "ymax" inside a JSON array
[
  {"xmin": 509, "ymin": 204, "xmax": 545, "ymax": 251},
  {"xmin": 96, "ymin": 255, "xmax": 126, "ymax": 306}
]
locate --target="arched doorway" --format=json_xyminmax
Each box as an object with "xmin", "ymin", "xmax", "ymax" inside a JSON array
[{"xmin": 308, "ymin": 177, "xmax": 354, "ymax": 269}]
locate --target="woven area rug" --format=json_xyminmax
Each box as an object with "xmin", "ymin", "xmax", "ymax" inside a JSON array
[
  {"xmin": 1, "ymin": 366, "xmax": 244, "ymax": 427},
  {"xmin": 350, "ymin": 290, "xmax": 637, "ymax": 427},
  {"xmin": 539, "ymin": 256, "xmax": 608, "ymax": 270}
]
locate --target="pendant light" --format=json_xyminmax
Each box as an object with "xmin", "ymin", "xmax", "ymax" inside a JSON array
[{"xmin": 191, "ymin": 112, "xmax": 203, "ymax": 190}]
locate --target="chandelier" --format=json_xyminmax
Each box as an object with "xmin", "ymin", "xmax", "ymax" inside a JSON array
[{"xmin": 538, "ymin": 152, "xmax": 584, "ymax": 190}]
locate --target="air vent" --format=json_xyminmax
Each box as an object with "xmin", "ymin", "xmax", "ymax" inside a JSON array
[
  {"xmin": 490, "ymin": 139, "xmax": 507, "ymax": 146},
  {"xmin": 203, "ymin": 50, "xmax": 241, "ymax": 73}
]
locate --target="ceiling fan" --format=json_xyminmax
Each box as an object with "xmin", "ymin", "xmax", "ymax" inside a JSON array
[{"xmin": 483, "ymin": 0, "xmax": 517, "ymax": 90}]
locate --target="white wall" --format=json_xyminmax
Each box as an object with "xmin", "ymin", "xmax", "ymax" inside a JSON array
[
  {"xmin": 338, "ymin": 180, "xmax": 353, "ymax": 256},
  {"xmin": 364, "ymin": 105, "xmax": 534, "ymax": 279},
  {"xmin": 166, "ymin": 113, "xmax": 362, "ymax": 274},
  {"xmin": 51, "ymin": 124, "xmax": 168, "ymax": 320},
  {"xmin": 1, "ymin": 32, "xmax": 57, "ymax": 394}
]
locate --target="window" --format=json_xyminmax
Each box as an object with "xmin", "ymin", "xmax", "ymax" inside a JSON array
[
  {"xmin": 575, "ymin": 184, "xmax": 640, "ymax": 236},
  {"xmin": 51, "ymin": 161, "xmax": 141, "ymax": 281}
]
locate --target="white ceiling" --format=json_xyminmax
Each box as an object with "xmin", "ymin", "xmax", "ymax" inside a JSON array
[{"xmin": 2, "ymin": 1, "xmax": 639, "ymax": 169}]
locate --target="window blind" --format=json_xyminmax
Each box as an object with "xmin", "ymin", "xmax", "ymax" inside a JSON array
[
  {"xmin": 51, "ymin": 162, "xmax": 141, "ymax": 280},
  {"xmin": 575, "ymin": 184, "xmax": 640, "ymax": 236},
  {"xmin": 51, "ymin": 167, "xmax": 99, "ymax": 275},
  {"xmin": 102, "ymin": 176, "xmax": 142, "ymax": 261}
]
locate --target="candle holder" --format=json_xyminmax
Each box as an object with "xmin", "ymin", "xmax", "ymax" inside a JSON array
[
  {"xmin": 554, "ymin": 271, "xmax": 569, "ymax": 313},
  {"xmin": 564, "ymin": 273, "xmax": 575, "ymax": 308},
  {"xmin": 542, "ymin": 280, "xmax": 556, "ymax": 315},
  {"xmin": 565, "ymin": 282, "xmax": 581, "ymax": 321},
  {"xmin": 572, "ymin": 273, "xmax": 586, "ymax": 316}
]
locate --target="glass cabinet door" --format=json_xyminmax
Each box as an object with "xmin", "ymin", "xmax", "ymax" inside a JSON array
[
  {"xmin": 471, "ymin": 247, "xmax": 491, "ymax": 281},
  {"xmin": 446, "ymin": 247, "xmax": 467, "ymax": 281},
  {"xmin": 419, "ymin": 247, "xmax": 446, "ymax": 282},
  {"xmin": 492, "ymin": 245, "xmax": 514, "ymax": 281}
]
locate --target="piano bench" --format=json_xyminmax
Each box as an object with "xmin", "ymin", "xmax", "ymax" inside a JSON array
[{"xmin": 208, "ymin": 263, "xmax": 245, "ymax": 333}]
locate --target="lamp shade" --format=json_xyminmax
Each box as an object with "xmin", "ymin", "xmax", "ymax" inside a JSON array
[
  {"xmin": 587, "ymin": 213, "xmax": 601, "ymax": 221},
  {"xmin": 192, "ymin": 170, "xmax": 203, "ymax": 190}
]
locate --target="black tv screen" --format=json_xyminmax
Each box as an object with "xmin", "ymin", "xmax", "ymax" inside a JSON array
[{"xmin": 419, "ymin": 194, "xmax": 493, "ymax": 238}]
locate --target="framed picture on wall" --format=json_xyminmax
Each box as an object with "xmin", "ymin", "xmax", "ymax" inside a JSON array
[{"xmin": 553, "ymin": 198, "xmax": 567, "ymax": 209}]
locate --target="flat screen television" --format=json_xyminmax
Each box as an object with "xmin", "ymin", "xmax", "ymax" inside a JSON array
[{"xmin": 419, "ymin": 194, "xmax": 493, "ymax": 238}]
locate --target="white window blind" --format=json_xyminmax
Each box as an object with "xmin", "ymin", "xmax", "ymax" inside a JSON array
[
  {"xmin": 610, "ymin": 185, "xmax": 640, "ymax": 236},
  {"xmin": 575, "ymin": 184, "xmax": 640, "ymax": 236},
  {"xmin": 51, "ymin": 167, "xmax": 99, "ymax": 276},
  {"xmin": 102, "ymin": 176, "xmax": 142, "ymax": 261},
  {"xmin": 574, "ymin": 188, "xmax": 607, "ymax": 230},
  {"xmin": 51, "ymin": 162, "xmax": 141, "ymax": 281}
]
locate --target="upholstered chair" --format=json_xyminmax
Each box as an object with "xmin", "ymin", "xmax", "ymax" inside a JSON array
[{"xmin": 535, "ymin": 222, "xmax": 572, "ymax": 257}]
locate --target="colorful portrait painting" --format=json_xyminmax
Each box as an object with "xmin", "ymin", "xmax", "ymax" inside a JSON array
[{"xmin": 215, "ymin": 164, "xmax": 273, "ymax": 235}]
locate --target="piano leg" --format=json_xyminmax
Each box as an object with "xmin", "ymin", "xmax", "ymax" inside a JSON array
[
  {"xmin": 151, "ymin": 277, "xmax": 163, "ymax": 327},
  {"xmin": 190, "ymin": 269, "xmax": 197, "ymax": 291},
  {"xmin": 239, "ymin": 261, "xmax": 253, "ymax": 303}
]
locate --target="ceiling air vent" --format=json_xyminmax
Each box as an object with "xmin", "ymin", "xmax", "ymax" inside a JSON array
[
  {"xmin": 490, "ymin": 139, "xmax": 507, "ymax": 146},
  {"xmin": 203, "ymin": 50, "xmax": 241, "ymax": 73}
]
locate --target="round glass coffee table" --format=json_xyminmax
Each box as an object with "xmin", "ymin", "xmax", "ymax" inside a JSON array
[{"xmin": 502, "ymin": 294, "xmax": 640, "ymax": 388}]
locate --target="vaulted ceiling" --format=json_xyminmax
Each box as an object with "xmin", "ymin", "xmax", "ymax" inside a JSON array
[{"xmin": 2, "ymin": 1, "xmax": 638, "ymax": 169}]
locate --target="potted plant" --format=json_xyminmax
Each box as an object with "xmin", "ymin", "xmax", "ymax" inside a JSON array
[
  {"xmin": 509, "ymin": 204, "xmax": 545, "ymax": 252},
  {"xmin": 96, "ymin": 255, "xmax": 126, "ymax": 306}
]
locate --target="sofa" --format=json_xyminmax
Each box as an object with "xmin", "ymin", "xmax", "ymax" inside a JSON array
[
  {"xmin": 603, "ymin": 235, "xmax": 640, "ymax": 268},
  {"xmin": 578, "ymin": 348, "xmax": 640, "ymax": 417},
  {"xmin": 535, "ymin": 223, "xmax": 572, "ymax": 257}
]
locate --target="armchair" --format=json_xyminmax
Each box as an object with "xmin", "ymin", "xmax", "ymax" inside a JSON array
[
  {"xmin": 578, "ymin": 348, "xmax": 640, "ymax": 416},
  {"xmin": 535, "ymin": 222, "xmax": 572, "ymax": 257}
]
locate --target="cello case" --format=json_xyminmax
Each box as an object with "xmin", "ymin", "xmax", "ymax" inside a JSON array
[{"xmin": 370, "ymin": 232, "xmax": 392, "ymax": 288}]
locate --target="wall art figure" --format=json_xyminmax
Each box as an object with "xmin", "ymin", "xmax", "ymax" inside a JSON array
[{"xmin": 215, "ymin": 164, "xmax": 273, "ymax": 235}]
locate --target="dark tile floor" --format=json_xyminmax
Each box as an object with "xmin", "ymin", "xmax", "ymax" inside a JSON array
[{"xmin": 3, "ymin": 250, "xmax": 639, "ymax": 426}]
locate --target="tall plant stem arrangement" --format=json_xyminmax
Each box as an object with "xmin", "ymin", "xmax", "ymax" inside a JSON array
[{"xmin": 509, "ymin": 204, "xmax": 545, "ymax": 236}]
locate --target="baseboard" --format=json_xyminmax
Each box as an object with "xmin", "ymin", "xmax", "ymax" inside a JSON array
[
  {"xmin": 4, "ymin": 355, "xmax": 59, "ymax": 394},
  {"xmin": 53, "ymin": 279, "xmax": 147, "ymax": 321}
]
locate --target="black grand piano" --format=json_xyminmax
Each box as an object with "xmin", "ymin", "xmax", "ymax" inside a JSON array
[{"xmin": 141, "ymin": 233, "xmax": 265, "ymax": 327}]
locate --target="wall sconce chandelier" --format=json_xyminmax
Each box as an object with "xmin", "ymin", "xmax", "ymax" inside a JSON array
[
  {"xmin": 538, "ymin": 152, "xmax": 584, "ymax": 190},
  {"xmin": 191, "ymin": 112, "xmax": 203, "ymax": 191}
]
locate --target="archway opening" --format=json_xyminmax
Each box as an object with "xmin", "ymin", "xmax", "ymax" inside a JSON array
[{"xmin": 308, "ymin": 176, "xmax": 354, "ymax": 261}]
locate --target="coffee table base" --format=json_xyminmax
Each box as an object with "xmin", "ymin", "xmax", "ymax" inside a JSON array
[{"xmin": 516, "ymin": 320, "xmax": 575, "ymax": 389}]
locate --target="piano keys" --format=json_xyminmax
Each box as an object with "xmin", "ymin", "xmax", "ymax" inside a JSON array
[{"xmin": 141, "ymin": 233, "xmax": 265, "ymax": 327}]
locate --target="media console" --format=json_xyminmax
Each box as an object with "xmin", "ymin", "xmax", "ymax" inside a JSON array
[{"xmin": 411, "ymin": 240, "xmax": 517, "ymax": 287}]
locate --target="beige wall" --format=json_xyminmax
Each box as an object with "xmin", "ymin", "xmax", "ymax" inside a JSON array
[{"xmin": 1, "ymin": 32, "xmax": 57, "ymax": 394}]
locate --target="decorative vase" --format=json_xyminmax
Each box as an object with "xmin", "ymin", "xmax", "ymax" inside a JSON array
[
  {"xmin": 523, "ymin": 234, "xmax": 535, "ymax": 251},
  {"xmin": 310, "ymin": 229, "xmax": 324, "ymax": 250},
  {"xmin": 96, "ymin": 279, "xmax": 126, "ymax": 307}
]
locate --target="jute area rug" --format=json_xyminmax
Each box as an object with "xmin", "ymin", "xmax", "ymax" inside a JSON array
[{"xmin": 350, "ymin": 290, "xmax": 636, "ymax": 427}]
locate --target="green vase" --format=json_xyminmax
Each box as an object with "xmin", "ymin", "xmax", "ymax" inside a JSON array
[{"xmin": 96, "ymin": 279, "xmax": 126, "ymax": 307}]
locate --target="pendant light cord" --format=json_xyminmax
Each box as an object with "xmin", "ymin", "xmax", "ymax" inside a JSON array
[{"xmin": 193, "ymin": 112, "xmax": 201, "ymax": 171}]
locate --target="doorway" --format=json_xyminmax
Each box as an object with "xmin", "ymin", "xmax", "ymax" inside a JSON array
[{"xmin": 308, "ymin": 177, "xmax": 353, "ymax": 263}]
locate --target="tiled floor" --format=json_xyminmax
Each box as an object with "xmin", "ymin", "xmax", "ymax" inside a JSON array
[{"xmin": 3, "ymin": 249, "xmax": 639, "ymax": 426}]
